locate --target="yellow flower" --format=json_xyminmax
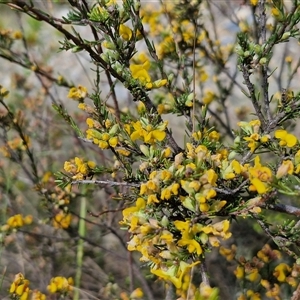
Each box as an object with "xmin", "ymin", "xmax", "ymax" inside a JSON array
[
  {"xmin": 177, "ymin": 238, "xmax": 202, "ymax": 255},
  {"xmin": 192, "ymin": 131, "xmax": 202, "ymax": 141},
  {"xmin": 244, "ymin": 133, "xmax": 260, "ymax": 152},
  {"xmin": 130, "ymin": 120, "xmax": 167, "ymax": 144},
  {"xmin": 130, "ymin": 288, "xmax": 143, "ymax": 299},
  {"xmin": 275, "ymin": 129, "xmax": 297, "ymax": 147},
  {"xmin": 199, "ymin": 282, "xmax": 219, "ymax": 298},
  {"xmin": 273, "ymin": 263, "xmax": 291, "ymax": 282},
  {"xmin": 151, "ymin": 261, "xmax": 199, "ymax": 289},
  {"xmin": 30, "ymin": 290, "xmax": 46, "ymax": 300},
  {"xmin": 9, "ymin": 273, "xmax": 31, "ymax": 300},
  {"xmin": 0, "ymin": 86, "xmax": 9, "ymax": 97},
  {"xmin": 276, "ymin": 160, "xmax": 294, "ymax": 178},
  {"xmin": 23, "ymin": 215, "xmax": 33, "ymax": 225},
  {"xmin": 246, "ymin": 290, "xmax": 261, "ymax": 300},
  {"xmin": 203, "ymin": 90, "xmax": 215, "ymax": 105},
  {"xmin": 209, "ymin": 130, "xmax": 220, "ymax": 141},
  {"xmin": 219, "ymin": 245, "xmax": 236, "ymax": 261},
  {"xmin": 98, "ymin": 140, "xmax": 109, "ymax": 149},
  {"xmin": 145, "ymin": 129, "xmax": 166, "ymax": 143},
  {"xmin": 130, "ymin": 60, "xmax": 151, "ymax": 85},
  {"xmin": 161, "ymin": 187, "xmax": 172, "ymax": 200},
  {"xmin": 147, "ymin": 194, "xmax": 159, "ymax": 204},
  {"xmin": 12, "ymin": 30, "xmax": 22, "ymax": 39},
  {"xmin": 235, "ymin": 265, "xmax": 244, "ymax": 279},
  {"xmin": 109, "ymin": 136, "xmax": 118, "ymax": 147},
  {"xmin": 86, "ymin": 118, "xmax": 94, "ymax": 128},
  {"xmin": 203, "ymin": 220, "xmax": 231, "ymax": 239},
  {"xmin": 200, "ymin": 169, "xmax": 218, "ymax": 186},
  {"xmin": 260, "ymin": 135, "xmax": 270, "ymax": 143},
  {"xmin": 119, "ymin": 24, "xmax": 133, "ymax": 41},
  {"xmin": 16, "ymin": 282, "xmax": 29, "ymax": 296},
  {"xmin": 271, "ymin": 7, "xmax": 280, "ymax": 17},
  {"xmin": 122, "ymin": 198, "xmax": 145, "ymax": 219},
  {"xmin": 152, "ymin": 79, "xmax": 167, "ymax": 88},
  {"xmin": 249, "ymin": 156, "xmax": 272, "ymax": 194},
  {"xmin": 246, "ymin": 268, "xmax": 259, "ymax": 282},
  {"xmin": 137, "ymin": 101, "xmax": 146, "ymax": 115},
  {"xmin": 67, "ymin": 85, "xmax": 87, "ymax": 100},
  {"xmin": 47, "ymin": 276, "xmax": 73, "ymax": 294},
  {"xmin": 7, "ymin": 215, "xmax": 22, "ymax": 228},
  {"xmin": 162, "ymin": 147, "xmax": 172, "ymax": 158},
  {"xmin": 53, "ymin": 211, "xmax": 72, "ymax": 229},
  {"xmin": 115, "ymin": 148, "xmax": 131, "ymax": 156}
]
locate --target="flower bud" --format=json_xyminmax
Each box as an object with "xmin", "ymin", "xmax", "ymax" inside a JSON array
[
  {"xmin": 109, "ymin": 124, "xmax": 119, "ymax": 135},
  {"xmin": 281, "ymin": 32, "xmax": 291, "ymax": 41},
  {"xmin": 228, "ymin": 151, "xmax": 237, "ymax": 160},
  {"xmin": 167, "ymin": 73, "xmax": 174, "ymax": 82},
  {"xmin": 140, "ymin": 144, "xmax": 149, "ymax": 157},
  {"xmin": 235, "ymin": 45, "xmax": 244, "ymax": 56},
  {"xmin": 100, "ymin": 53, "xmax": 110, "ymax": 63},
  {"xmin": 161, "ymin": 215, "xmax": 169, "ymax": 227},
  {"xmin": 259, "ymin": 57, "xmax": 267, "ymax": 65}
]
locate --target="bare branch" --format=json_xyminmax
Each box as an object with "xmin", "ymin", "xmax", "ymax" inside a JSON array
[{"xmin": 71, "ymin": 179, "xmax": 140, "ymax": 188}]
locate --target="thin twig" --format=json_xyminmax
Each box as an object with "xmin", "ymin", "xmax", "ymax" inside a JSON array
[
  {"xmin": 258, "ymin": 0, "xmax": 272, "ymax": 122},
  {"xmin": 241, "ymin": 63, "xmax": 266, "ymax": 130},
  {"xmin": 291, "ymin": 282, "xmax": 300, "ymax": 300},
  {"xmin": 214, "ymin": 179, "xmax": 249, "ymax": 195},
  {"xmin": 200, "ymin": 261, "xmax": 209, "ymax": 285},
  {"xmin": 71, "ymin": 179, "xmax": 140, "ymax": 187}
]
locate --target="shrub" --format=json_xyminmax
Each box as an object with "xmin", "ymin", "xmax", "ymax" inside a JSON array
[{"xmin": 0, "ymin": 0, "xmax": 300, "ymax": 299}]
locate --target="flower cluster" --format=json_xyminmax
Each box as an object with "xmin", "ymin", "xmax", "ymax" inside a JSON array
[
  {"xmin": 120, "ymin": 129, "xmax": 234, "ymax": 288},
  {"xmin": 219, "ymin": 243, "xmax": 300, "ymax": 300},
  {"xmin": 124, "ymin": 118, "xmax": 168, "ymax": 145},
  {"xmin": 0, "ymin": 135, "xmax": 31, "ymax": 158},
  {"xmin": 9, "ymin": 273, "xmax": 73, "ymax": 300},
  {"xmin": 52, "ymin": 210, "xmax": 72, "ymax": 229},
  {"xmin": 86, "ymin": 122, "xmax": 119, "ymax": 149},
  {"xmin": 64, "ymin": 157, "xmax": 96, "ymax": 180},
  {"xmin": 9, "ymin": 273, "xmax": 46, "ymax": 300},
  {"xmin": 129, "ymin": 55, "xmax": 167, "ymax": 89},
  {"xmin": 64, "ymin": 98, "xmax": 300, "ymax": 293},
  {"xmin": 237, "ymin": 120, "xmax": 270, "ymax": 152},
  {"xmin": 47, "ymin": 276, "xmax": 74, "ymax": 295},
  {"xmin": 67, "ymin": 85, "xmax": 88, "ymax": 101},
  {"xmin": 1, "ymin": 214, "xmax": 32, "ymax": 232},
  {"xmin": 118, "ymin": 114, "xmax": 300, "ymax": 291}
]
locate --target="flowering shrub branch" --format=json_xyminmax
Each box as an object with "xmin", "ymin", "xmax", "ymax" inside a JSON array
[{"xmin": 1, "ymin": 0, "xmax": 300, "ymax": 299}]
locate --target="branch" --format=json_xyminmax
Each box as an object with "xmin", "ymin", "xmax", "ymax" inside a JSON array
[
  {"xmin": 214, "ymin": 179, "xmax": 249, "ymax": 195},
  {"xmin": 71, "ymin": 179, "xmax": 140, "ymax": 188},
  {"xmin": 258, "ymin": 0, "xmax": 272, "ymax": 122},
  {"xmin": 267, "ymin": 203, "xmax": 300, "ymax": 216},
  {"xmin": 241, "ymin": 63, "xmax": 266, "ymax": 130},
  {"xmin": 0, "ymin": 52, "xmax": 71, "ymax": 88},
  {"xmin": 292, "ymin": 282, "xmax": 300, "ymax": 300},
  {"xmin": 254, "ymin": 215, "xmax": 298, "ymax": 259},
  {"xmin": 200, "ymin": 261, "xmax": 210, "ymax": 286},
  {"xmin": 7, "ymin": 0, "xmax": 183, "ymax": 154}
]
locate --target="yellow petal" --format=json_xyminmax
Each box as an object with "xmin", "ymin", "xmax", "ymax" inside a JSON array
[
  {"xmin": 152, "ymin": 130, "xmax": 166, "ymax": 142},
  {"xmin": 275, "ymin": 129, "xmax": 287, "ymax": 139},
  {"xmin": 286, "ymin": 133, "xmax": 297, "ymax": 147},
  {"xmin": 119, "ymin": 24, "xmax": 132, "ymax": 41},
  {"xmin": 251, "ymin": 178, "xmax": 267, "ymax": 194}
]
